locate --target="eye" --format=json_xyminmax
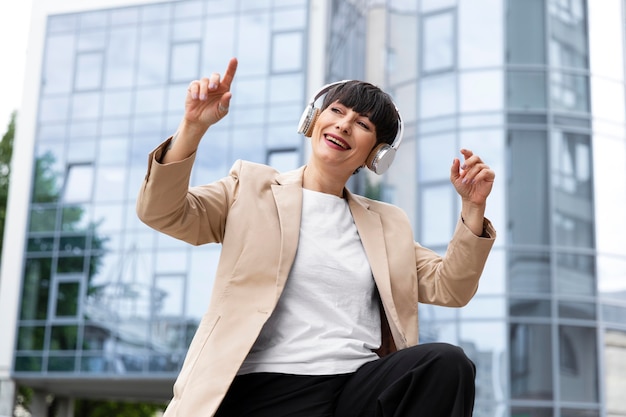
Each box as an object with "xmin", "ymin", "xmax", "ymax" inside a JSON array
[
  {"xmin": 330, "ymin": 106, "xmax": 342, "ymax": 114},
  {"xmin": 357, "ymin": 119, "xmax": 371, "ymax": 130}
]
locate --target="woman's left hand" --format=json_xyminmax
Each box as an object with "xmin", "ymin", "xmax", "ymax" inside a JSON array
[{"xmin": 450, "ymin": 149, "xmax": 495, "ymax": 207}]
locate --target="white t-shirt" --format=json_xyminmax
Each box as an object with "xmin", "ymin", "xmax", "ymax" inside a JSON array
[{"xmin": 238, "ymin": 189, "xmax": 381, "ymax": 375}]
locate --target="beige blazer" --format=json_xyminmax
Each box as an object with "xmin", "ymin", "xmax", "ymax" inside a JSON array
[{"xmin": 136, "ymin": 140, "xmax": 496, "ymax": 417}]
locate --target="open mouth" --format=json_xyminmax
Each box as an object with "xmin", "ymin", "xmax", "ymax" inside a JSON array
[{"xmin": 324, "ymin": 134, "xmax": 351, "ymax": 150}]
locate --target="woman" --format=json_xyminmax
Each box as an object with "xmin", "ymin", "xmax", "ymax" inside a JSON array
[{"xmin": 137, "ymin": 57, "xmax": 496, "ymax": 417}]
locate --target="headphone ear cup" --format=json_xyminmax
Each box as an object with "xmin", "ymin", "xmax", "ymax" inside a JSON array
[
  {"xmin": 297, "ymin": 106, "xmax": 319, "ymax": 137},
  {"xmin": 366, "ymin": 143, "xmax": 396, "ymax": 175}
]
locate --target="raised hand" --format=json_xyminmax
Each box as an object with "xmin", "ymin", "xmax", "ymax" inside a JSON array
[{"xmin": 184, "ymin": 57, "xmax": 238, "ymax": 128}]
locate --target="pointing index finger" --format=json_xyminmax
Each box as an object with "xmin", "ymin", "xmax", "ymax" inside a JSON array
[{"xmin": 221, "ymin": 57, "xmax": 238, "ymax": 89}]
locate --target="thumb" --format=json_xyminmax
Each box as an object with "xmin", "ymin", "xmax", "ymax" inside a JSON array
[{"xmin": 450, "ymin": 157, "xmax": 461, "ymax": 182}]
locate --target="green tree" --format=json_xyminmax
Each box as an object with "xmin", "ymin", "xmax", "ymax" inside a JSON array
[{"xmin": 0, "ymin": 111, "xmax": 16, "ymax": 257}]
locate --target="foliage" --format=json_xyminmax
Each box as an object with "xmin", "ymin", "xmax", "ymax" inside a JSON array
[
  {"xmin": 0, "ymin": 111, "xmax": 16, "ymax": 257},
  {"xmin": 74, "ymin": 399, "xmax": 165, "ymax": 417}
]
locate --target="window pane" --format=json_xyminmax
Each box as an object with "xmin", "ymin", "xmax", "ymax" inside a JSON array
[
  {"xmin": 42, "ymin": 34, "xmax": 76, "ymax": 95},
  {"xmin": 458, "ymin": 0, "xmax": 503, "ymax": 68},
  {"xmin": 50, "ymin": 325, "xmax": 79, "ymax": 350},
  {"xmin": 418, "ymin": 133, "xmax": 455, "ymax": 182},
  {"xmin": 137, "ymin": 23, "xmax": 169, "ymax": 86},
  {"xmin": 268, "ymin": 149, "xmax": 299, "ymax": 172},
  {"xmin": 420, "ymin": 74, "xmax": 457, "ymax": 118},
  {"xmin": 237, "ymin": 13, "xmax": 270, "ymax": 76},
  {"xmin": 510, "ymin": 297, "xmax": 551, "ymax": 317},
  {"xmin": 550, "ymin": 72, "xmax": 589, "ymax": 112},
  {"xmin": 75, "ymin": 52, "xmax": 103, "ymax": 91},
  {"xmin": 604, "ymin": 329, "xmax": 626, "ymax": 416},
  {"xmin": 510, "ymin": 323, "xmax": 554, "ymax": 400},
  {"xmin": 507, "ymin": 0, "xmax": 546, "ymax": 64},
  {"xmin": 549, "ymin": 0, "xmax": 588, "ymax": 69},
  {"xmin": 20, "ymin": 258, "xmax": 52, "ymax": 320},
  {"xmin": 105, "ymin": 27, "xmax": 138, "ymax": 89},
  {"xmin": 17, "ymin": 326, "xmax": 46, "ymax": 350},
  {"xmin": 560, "ymin": 325, "xmax": 598, "ymax": 402},
  {"xmin": 272, "ymin": 32, "xmax": 303, "ymax": 72},
  {"xmin": 509, "ymin": 250, "xmax": 551, "ymax": 294},
  {"xmin": 56, "ymin": 282, "xmax": 80, "ymax": 317},
  {"xmin": 460, "ymin": 71, "xmax": 503, "ymax": 112},
  {"xmin": 508, "ymin": 130, "xmax": 549, "ymax": 245},
  {"xmin": 170, "ymin": 42, "xmax": 200, "ymax": 82},
  {"xmin": 420, "ymin": 186, "xmax": 454, "ymax": 246},
  {"xmin": 63, "ymin": 164, "xmax": 94, "ymax": 203},
  {"xmin": 556, "ymin": 252, "xmax": 595, "ymax": 295},
  {"xmin": 598, "ymin": 256, "xmax": 626, "ymax": 303},
  {"xmin": 507, "ymin": 71, "xmax": 547, "ymax": 110},
  {"xmin": 422, "ymin": 12, "xmax": 454, "ymax": 73}
]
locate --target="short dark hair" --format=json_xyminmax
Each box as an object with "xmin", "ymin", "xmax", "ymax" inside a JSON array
[{"xmin": 320, "ymin": 80, "xmax": 400, "ymax": 146}]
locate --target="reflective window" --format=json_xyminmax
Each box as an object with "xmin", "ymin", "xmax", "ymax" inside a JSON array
[
  {"xmin": 507, "ymin": 71, "xmax": 547, "ymax": 110},
  {"xmin": 75, "ymin": 52, "xmax": 103, "ymax": 91},
  {"xmin": 54, "ymin": 281, "xmax": 81, "ymax": 317},
  {"xmin": 42, "ymin": 34, "xmax": 76, "ymax": 95},
  {"xmin": 17, "ymin": 326, "xmax": 46, "ymax": 350},
  {"xmin": 170, "ymin": 42, "xmax": 200, "ymax": 83},
  {"xmin": 458, "ymin": 0, "xmax": 503, "ymax": 68},
  {"xmin": 135, "ymin": 87, "xmax": 166, "ymax": 115},
  {"xmin": 420, "ymin": 186, "xmax": 455, "ymax": 246},
  {"xmin": 103, "ymin": 91, "xmax": 133, "ymax": 117},
  {"xmin": 556, "ymin": 252, "xmax": 595, "ymax": 295},
  {"xmin": 507, "ymin": 130, "xmax": 549, "ymax": 245},
  {"xmin": 420, "ymin": 74, "xmax": 457, "ymax": 119},
  {"xmin": 71, "ymin": 92, "xmax": 101, "ymax": 120},
  {"xmin": 558, "ymin": 301, "xmax": 595, "ymax": 320},
  {"xmin": 420, "ymin": 0, "xmax": 455, "ymax": 13},
  {"xmin": 63, "ymin": 164, "xmax": 94, "ymax": 203},
  {"xmin": 510, "ymin": 297, "xmax": 551, "ymax": 317},
  {"xmin": 105, "ymin": 27, "xmax": 138, "ymax": 89},
  {"xmin": 560, "ymin": 325, "xmax": 598, "ymax": 402},
  {"xmin": 173, "ymin": 18, "xmax": 202, "ymax": 41},
  {"xmin": 511, "ymin": 407, "xmax": 553, "ymax": 417},
  {"xmin": 550, "ymin": 72, "xmax": 589, "ymax": 112},
  {"xmin": 507, "ymin": 0, "xmax": 546, "ymax": 64},
  {"xmin": 39, "ymin": 97, "xmax": 70, "ymax": 123},
  {"xmin": 510, "ymin": 323, "xmax": 554, "ymax": 400},
  {"xmin": 20, "ymin": 257, "xmax": 52, "ymax": 320},
  {"xmin": 460, "ymin": 71, "xmax": 503, "ymax": 113},
  {"xmin": 267, "ymin": 149, "xmax": 300, "ymax": 172},
  {"xmin": 154, "ymin": 273, "xmax": 185, "ymax": 317},
  {"xmin": 237, "ymin": 12, "xmax": 270, "ymax": 77},
  {"xmin": 604, "ymin": 329, "xmax": 626, "ymax": 416},
  {"xmin": 549, "ymin": 0, "xmax": 588, "ymax": 69},
  {"xmin": 137, "ymin": 23, "xmax": 170, "ymax": 86},
  {"xmin": 272, "ymin": 31, "xmax": 303, "ymax": 73},
  {"xmin": 597, "ymin": 255, "xmax": 626, "ymax": 303},
  {"xmin": 421, "ymin": 11, "xmax": 455, "ymax": 73},
  {"xmin": 418, "ymin": 133, "xmax": 455, "ymax": 182},
  {"xmin": 93, "ymin": 167, "xmax": 126, "ymax": 202},
  {"xmin": 508, "ymin": 250, "xmax": 551, "ymax": 294}
]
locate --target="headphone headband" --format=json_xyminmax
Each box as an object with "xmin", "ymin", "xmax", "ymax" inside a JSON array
[{"xmin": 297, "ymin": 80, "xmax": 404, "ymax": 175}]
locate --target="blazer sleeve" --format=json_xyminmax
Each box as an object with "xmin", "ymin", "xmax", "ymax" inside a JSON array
[
  {"xmin": 415, "ymin": 216, "xmax": 496, "ymax": 307},
  {"xmin": 135, "ymin": 138, "xmax": 240, "ymax": 245}
]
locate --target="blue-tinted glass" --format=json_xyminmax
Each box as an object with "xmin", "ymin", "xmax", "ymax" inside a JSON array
[
  {"xmin": 111, "ymin": 7, "xmax": 140, "ymax": 25},
  {"xmin": 79, "ymin": 10, "xmax": 107, "ymax": 30},
  {"xmin": 105, "ymin": 27, "xmax": 138, "ymax": 89},
  {"xmin": 271, "ymin": 32, "xmax": 303, "ymax": 72},
  {"xmin": 560, "ymin": 325, "xmax": 598, "ymax": 402},
  {"xmin": 103, "ymin": 91, "xmax": 133, "ymax": 117},
  {"xmin": 507, "ymin": 0, "xmax": 546, "ymax": 64},
  {"xmin": 507, "ymin": 71, "xmax": 547, "ymax": 110},
  {"xmin": 549, "ymin": 0, "xmax": 587, "ymax": 69},
  {"xmin": 418, "ymin": 133, "xmax": 455, "ymax": 182},
  {"xmin": 71, "ymin": 92, "xmax": 101, "ymax": 120},
  {"xmin": 48, "ymin": 14, "xmax": 78, "ymax": 33},
  {"xmin": 237, "ymin": 13, "xmax": 270, "ymax": 76},
  {"xmin": 134, "ymin": 87, "xmax": 166, "ymax": 115},
  {"xmin": 39, "ymin": 97, "xmax": 70, "ymax": 123},
  {"xmin": 174, "ymin": 0, "xmax": 203, "ymax": 18},
  {"xmin": 420, "ymin": 186, "xmax": 455, "ymax": 246},
  {"xmin": 422, "ymin": 11, "xmax": 454, "ymax": 73},
  {"xmin": 273, "ymin": 9, "xmax": 306, "ymax": 30},
  {"xmin": 458, "ymin": 0, "xmax": 503, "ymax": 68},
  {"xmin": 42, "ymin": 35, "xmax": 76, "ymax": 95},
  {"xmin": 141, "ymin": 3, "xmax": 172, "ymax": 23},
  {"xmin": 63, "ymin": 164, "xmax": 94, "ymax": 203},
  {"xmin": 419, "ymin": 74, "xmax": 457, "ymax": 118},
  {"xmin": 137, "ymin": 23, "xmax": 170, "ymax": 86},
  {"xmin": 170, "ymin": 42, "xmax": 201, "ymax": 83},
  {"xmin": 77, "ymin": 30, "xmax": 106, "ymax": 51},
  {"xmin": 550, "ymin": 72, "xmax": 589, "ymax": 112},
  {"xmin": 510, "ymin": 323, "xmax": 554, "ymax": 400},
  {"xmin": 173, "ymin": 18, "xmax": 202, "ymax": 41},
  {"xmin": 93, "ymin": 167, "xmax": 126, "ymax": 202},
  {"xmin": 202, "ymin": 16, "xmax": 236, "ymax": 74},
  {"xmin": 75, "ymin": 52, "xmax": 103, "ymax": 90}
]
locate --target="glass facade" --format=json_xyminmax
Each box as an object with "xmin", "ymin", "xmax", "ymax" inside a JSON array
[
  {"xmin": 384, "ymin": 0, "xmax": 626, "ymax": 416},
  {"xmin": 8, "ymin": 0, "xmax": 626, "ymax": 416},
  {"xmin": 15, "ymin": 0, "xmax": 309, "ymax": 377}
]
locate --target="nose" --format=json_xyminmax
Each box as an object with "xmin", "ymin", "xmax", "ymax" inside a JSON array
[{"xmin": 336, "ymin": 116, "xmax": 352, "ymax": 134}]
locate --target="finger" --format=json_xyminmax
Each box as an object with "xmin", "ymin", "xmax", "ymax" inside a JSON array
[
  {"xmin": 187, "ymin": 80, "xmax": 200, "ymax": 99},
  {"xmin": 208, "ymin": 72, "xmax": 221, "ymax": 91},
  {"xmin": 218, "ymin": 92, "xmax": 232, "ymax": 115},
  {"xmin": 221, "ymin": 57, "xmax": 238, "ymax": 89},
  {"xmin": 450, "ymin": 157, "xmax": 462, "ymax": 181}
]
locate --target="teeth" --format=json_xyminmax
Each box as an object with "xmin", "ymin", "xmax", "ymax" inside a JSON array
[{"xmin": 325, "ymin": 135, "xmax": 348, "ymax": 149}]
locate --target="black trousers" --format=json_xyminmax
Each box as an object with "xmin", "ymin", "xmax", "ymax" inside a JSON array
[{"xmin": 214, "ymin": 342, "xmax": 476, "ymax": 417}]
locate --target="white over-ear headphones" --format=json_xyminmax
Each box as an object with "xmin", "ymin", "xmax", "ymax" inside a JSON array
[{"xmin": 297, "ymin": 80, "xmax": 404, "ymax": 175}]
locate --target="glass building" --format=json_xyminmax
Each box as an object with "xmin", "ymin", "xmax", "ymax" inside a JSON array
[{"xmin": 0, "ymin": 0, "xmax": 625, "ymax": 416}]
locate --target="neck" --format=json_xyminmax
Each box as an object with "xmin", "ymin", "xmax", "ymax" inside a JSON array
[{"xmin": 302, "ymin": 163, "xmax": 350, "ymax": 198}]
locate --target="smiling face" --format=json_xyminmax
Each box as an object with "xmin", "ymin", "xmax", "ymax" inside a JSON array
[{"xmin": 309, "ymin": 100, "xmax": 378, "ymax": 174}]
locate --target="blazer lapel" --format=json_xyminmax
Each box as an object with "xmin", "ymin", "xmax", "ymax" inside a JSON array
[{"xmin": 271, "ymin": 167, "xmax": 306, "ymax": 296}]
